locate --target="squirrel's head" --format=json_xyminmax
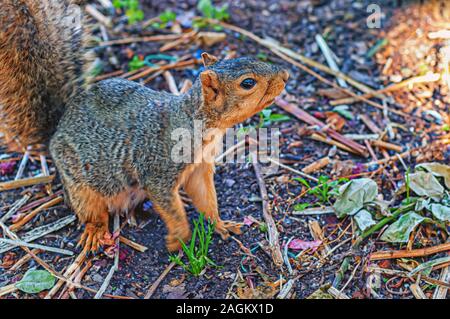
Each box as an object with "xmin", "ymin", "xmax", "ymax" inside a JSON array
[{"xmin": 198, "ymin": 53, "xmax": 289, "ymax": 129}]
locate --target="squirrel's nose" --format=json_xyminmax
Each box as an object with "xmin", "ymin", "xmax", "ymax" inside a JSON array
[{"xmin": 280, "ymin": 70, "xmax": 290, "ymax": 82}]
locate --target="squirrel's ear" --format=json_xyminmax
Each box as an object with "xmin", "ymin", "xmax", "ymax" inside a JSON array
[
  {"xmin": 200, "ymin": 70, "xmax": 220, "ymax": 103},
  {"xmin": 201, "ymin": 52, "xmax": 219, "ymax": 67}
]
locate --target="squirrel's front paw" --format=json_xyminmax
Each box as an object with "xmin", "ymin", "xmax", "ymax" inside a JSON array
[
  {"xmin": 78, "ymin": 222, "xmax": 113, "ymax": 255},
  {"xmin": 166, "ymin": 228, "xmax": 191, "ymax": 252},
  {"xmin": 215, "ymin": 220, "xmax": 243, "ymax": 240}
]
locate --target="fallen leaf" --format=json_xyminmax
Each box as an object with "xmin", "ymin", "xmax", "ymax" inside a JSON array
[
  {"xmin": 162, "ymin": 282, "xmax": 188, "ymax": 299},
  {"xmin": 15, "ymin": 269, "xmax": 56, "ymax": 294},
  {"xmin": 415, "ymin": 198, "xmax": 430, "ymax": 211},
  {"xmin": 169, "ymin": 275, "xmax": 185, "ymax": 287},
  {"xmin": 408, "ymin": 256, "xmax": 450, "ymax": 276},
  {"xmin": 243, "ymin": 216, "xmax": 255, "ymax": 227},
  {"xmin": 196, "ymin": 31, "xmax": 226, "ymax": 47},
  {"xmin": 333, "ymin": 178, "xmax": 378, "ymax": 218},
  {"xmin": 409, "ymin": 171, "xmax": 444, "ymax": 201},
  {"xmin": 287, "ymin": 239, "xmax": 322, "ymax": 252},
  {"xmin": 306, "ymin": 286, "xmax": 333, "ymax": 299},
  {"xmin": 429, "ymin": 203, "xmax": 450, "ymax": 222},
  {"xmin": 416, "ymin": 162, "xmax": 450, "ymax": 189},
  {"xmin": 380, "ymin": 212, "xmax": 430, "ymax": 243},
  {"xmin": 354, "ymin": 209, "xmax": 376, "ymax": 231},
  {"xmin": 237, "ymin": 286, "xmax": 277, "ymax": 299}
]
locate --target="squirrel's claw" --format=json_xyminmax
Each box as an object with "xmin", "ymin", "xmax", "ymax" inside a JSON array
[
  {"xmin": 78, "ymin": 222, "xmax": 112, "ymax": 256},
  {"xmin": 215, "ymin": 220, "xmax": 243, "ymax": 240}
]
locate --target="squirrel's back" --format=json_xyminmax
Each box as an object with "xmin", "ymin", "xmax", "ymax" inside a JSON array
[{"xmin": 0, "ymin": 0, "xmax": 92, "ymax": 149}]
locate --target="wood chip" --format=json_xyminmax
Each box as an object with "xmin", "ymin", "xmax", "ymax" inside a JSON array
[
  {"xmin": 0, "ymin": 175, "xmax": 55, "ymax": 192},
  {"xmin": 302, "ymin": 156, "xmax": 331, "ymax": 174}
]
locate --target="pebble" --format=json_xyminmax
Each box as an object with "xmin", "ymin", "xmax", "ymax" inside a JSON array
[
  {"xmin": 92, "ymin": 274, "xmax": 104, "ymax": 283},
  {"xmin": 224, "ymin": 179, "xmax": 236, "ymax": 187}
]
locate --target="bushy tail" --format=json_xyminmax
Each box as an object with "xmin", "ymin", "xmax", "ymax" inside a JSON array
[{"xmin": 0, "ymin": 0, "xmax": 92, "ymax": 150}]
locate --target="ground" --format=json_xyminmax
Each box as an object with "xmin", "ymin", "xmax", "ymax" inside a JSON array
[{"xmin": 0, "ymin": 0, "xmax": 449, "ymax": 299}]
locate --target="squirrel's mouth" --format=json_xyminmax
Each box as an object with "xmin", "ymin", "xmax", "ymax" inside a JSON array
[
  {"xmin": 266, "ymin": 98, "xmax": 276, "ymax": 106},
  {"xmin": 259, "ymin": 77, "xmax": 286, "ymax": 109}
]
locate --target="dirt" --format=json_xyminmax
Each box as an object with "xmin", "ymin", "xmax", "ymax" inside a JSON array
[{"xmin": 1, "ymin": 0, "xmax": 449, "ymax": 299}]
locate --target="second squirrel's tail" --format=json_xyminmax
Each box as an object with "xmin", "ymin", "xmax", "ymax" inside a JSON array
[{"xmin": 0, "ymin": 0, "xmax": 92, "ymax": 150}]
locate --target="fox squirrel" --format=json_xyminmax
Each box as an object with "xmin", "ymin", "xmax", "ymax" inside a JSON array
[{"xmin": 0, "ymin": 0, "xmax": 289, "ymax": 253}]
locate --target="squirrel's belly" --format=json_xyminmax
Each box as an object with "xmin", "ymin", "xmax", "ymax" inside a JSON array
[{"xmin": 107, "ymin": 186, "xmax": 147, "ymax": 214}]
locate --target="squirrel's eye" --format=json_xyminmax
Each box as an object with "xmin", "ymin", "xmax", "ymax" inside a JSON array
[{"xmin": 240, "ymin": 78, "xmax": 256, "ymax": 90}]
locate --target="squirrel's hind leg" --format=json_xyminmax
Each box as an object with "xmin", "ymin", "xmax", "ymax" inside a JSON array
[{"xmin": 184, "ymin": 163, "xmax": 243, "ymax": 239}]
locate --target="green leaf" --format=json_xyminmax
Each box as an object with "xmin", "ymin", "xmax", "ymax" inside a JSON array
[
  {"xmin": 192, "ymin": 18, "xmax": 209, "ymax": 29},
  {"xmin": 333, "ymin": 178, "xmax": 378, "ymax": 218},
  {"xmin": 268, "ymin": 114, "xmax": 291, "ymax": 122},
  {"xmin": 380, "ymin": 212, "xmax": 429, "ymax": 243},
  {"xmin": 198, "ymin": 0, "xmax": 214, "ymax": 18},
  {"xmin": 215, "ymin": 4, "xmax": 230, "ymax": 20},
  {"xmin": 15, "ymin": 269, "xmax": 56, "ymax": 294},
  {"xmin": 429, "ymin": 203, "xmax": 450, "ymax": 222},
  {"xmin": 256, "ymin": 52, "xmax": 268, "ymax": 61},
  {"xmin": 197, "ymin": 0, "xmax": 229, "ymax": 21},
  {"xmin": 332, "ymin": 105, "xmax": 354, "ymax": 120},
  {"xmin": 113, "ymin": 0, "xmax": 124, "ymax": 9},
  {"xmin": 293, "ymin": 177, "xmax": 310, "ymax": 188},
  {"xmin": 128, "ymin": 56, "xmax": 145, "ymax": 71},
  {"xmin": 318, "ymin": 175, "xmax": 330, "ymax": 184},
  {"xmin": 260, "ymin": 108, "xmax": 272, "ymax": 119},
  {"xmin": 294, "ymin": 203, "xmax": 310, "ymax": 212},
  {"xmin": 354, "ymin": 209, "xmax": 376, "ymax": 231},
  {"xmin": 409, "ymin": 171, "xmax": 444, "ymax": 201},
  {"xmin": 159, "ymin": 10, "xmax": 177, "ymax": 23},
  {"xmin": 212, "ymin": 24, "xmax": 224, "ymax": 31},
  {"xmin": 408, "ymin": 256, "xmax": 450, "ymax": 276},
  {"xmin": 259, "ymin": 223, "xmax": 268, "ymax": 233}
]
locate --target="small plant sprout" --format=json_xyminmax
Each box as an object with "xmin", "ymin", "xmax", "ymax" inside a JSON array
[
  {"xmin": 294, "ymin": 175, "xmax": 348, "ymax": 206},
  {"xmin": 169, "ymin": 214, "xmax": 217, "ymax": 276},
  {"xmin": 258, "ymin": 109, "xmax": 291, "ymax": 128},
  {"xmin": 128, "ymin": 55, "xmax": 145, "ymax": 71},
  {"xmin": 259, "ymin": 222, "xmax": 268, "ymax": 233},
  {"xmin": 405, "ymin": 167, "xmax": 411, "ymax": 204},
  {"xmin": 194, "ymin": 0, "xmax": 230, "ymax": 30},
  {"xmin": 152, "ymin": 9, "xmax": 177, "ymax": 29},
  {"xmin": 113, "ymin": 0, "xmax": 145, "ymax": 25},
  {"xmin": 293, "ymin": 203, "xmax": 310, "ymax": 212}
]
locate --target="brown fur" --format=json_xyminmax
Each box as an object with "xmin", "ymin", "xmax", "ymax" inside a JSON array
[
  {"xmin": 0, "ymin": 0, "xmax": 93, "ymax": 150},
  {"xmin": 183, "ymin": 162, "xmax": 242, "ymax": 237}
]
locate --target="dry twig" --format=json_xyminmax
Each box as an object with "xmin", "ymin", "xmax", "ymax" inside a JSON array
[
  {"xmin": 370, "ymin": 242, "xmax": 450, "ymax": 261},
  {"xmin": 252, "ymin": 155, "xmax": 284, "ymax": 267}
]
